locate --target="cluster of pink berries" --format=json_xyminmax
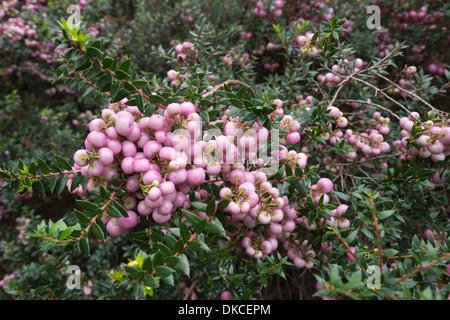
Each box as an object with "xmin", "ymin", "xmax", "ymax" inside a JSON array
[
  {"xmin": 266, "ymin": 42, "xmax": 280, "ymax": 52},
  {"xmin": 296, "ymin": 31, "xmax": 319, "ymax": 57},
  {"xmin": 427, "ymin": 62, "xmax": 447, "ymax": 76},
  {"xmin": 232, "ymin": 174, "xmax": 337, "ymax": 268},
  {"xmin": 0, "ymin": 273, "xmax": 20, "ymax": 291},
  {"xmin": 240, "ymin": 32, "xmax": 253, "ymax": 40},
  {"xmin": 252, "ymin": 0, "xmax": 285, "ymax": 19},
  {"xmin": 344, "ymin": 113, "xmax": 391, "ymax": 158},
  {"xmin": 172, "ymin": 41, "xmax": 198, "ymax": 63},
  {"xmin": 317, "ymin": 58, "xmax": 364, "ymax": 88},
  {"xmin": 394, "ymin": 112, "xmax": 450, "ymax": 162},
  {"xmin": 268, "ymin": 99, "xmax": 284, "ymax": 120},
  {"xmin": 221, "ymin": 50, "xmax": 251, "ymax": 71},
  {"xmin": 263, "ymin": 61, "xmax": 280, "ymax": 73},
  {"xmin": 392, "ymin": 7, "xmax": 444, "ymax": 26},
  {"xmin": 251, "ymin": 44, "xmax": 265, "ymax": 56},
  {"xmin": 67, "ymin": 93, "xmax": 346, "ymax": 270},
  {"xmin": 295, "ymin": 95, "xmax": 313, "ymax": 110},
  {"xmin": 167, "ymin": 69, "xmax": 184, "ymax": 86},
  {"xmin": 68, "ymin": 99, "xmax": 210, "ymax": 235},
  {"xmin": 280, "ymin": 115, "xmax": 301, "ymax": 145},
  {"xmin": 327, "ymin": 105, "xmax": 348, "ymax": 129},
  {"xmin": 281, "ymin": 178, "xmax": 340, "ymax": 268}
]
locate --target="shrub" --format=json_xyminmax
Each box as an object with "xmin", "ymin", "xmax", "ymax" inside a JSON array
[{"xmin": 0, "ymin": 0, "xmax": 449, "ymax": 301}]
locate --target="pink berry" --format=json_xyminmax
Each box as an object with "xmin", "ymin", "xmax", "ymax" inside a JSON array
[
  {"xmin": 133, "ymin": 158, "xmax": 150, "ymax": 172},
  {"xmin": 121, "ymin": 157, "xmax": 135, "ymax": 174},
  {"xmin": 186, "ymin": 167, "xmax": 206, "ymax": 186},
  {"xmin": 98, "ymin": 147, "xmax": 114, "ymax": 165},
  {"xmin": 87, "ymin": 131, "xmax": 107, "ymax": 148},
  {"xmin": 142, "ymin": 170, "xmax": 163, "ymax": 185},
  {"xmin": 115, "ymin": 117, "xmax": 134, "ymax": 136},
  {"xmin": 148, "ymin": 114, "xmax": 166, "ymax": 131},
  {"xmin": 317, "ymin": 178, "xmax": 333, "ymax": 193},
  {"xmin": 118, "ymin": 210, "xmax": 139, "ymax": 230},
  {"xmin": 220, "ymin": 291, "xmax": 232, "ymax": 300},
  {"xmin": 286, "ymin": 132, "xmax": 301, "ymax": 144},
  {"xmin": 74, "ymin": 149, "xmax": 89, "ymax": 167},
  {"xmin": 106, "ymin": 218, "xmax": 125, "ymax": 236}
]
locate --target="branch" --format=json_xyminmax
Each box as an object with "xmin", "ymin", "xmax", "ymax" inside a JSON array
[
  {"xmin": 202, "ymin": 79, "xmax": 253, "ymax": 98},
  {"xmin": 369, "ymin": 70, "xmax": 445, "ymax": 115},
  {"xmin": 396, "ymin": 252, "xmax": 450, "ymax": 285}
]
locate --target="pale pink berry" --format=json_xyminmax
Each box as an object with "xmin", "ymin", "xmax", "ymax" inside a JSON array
[
  {"xmin": 87, "ymin": 131, "xmax": 107, "ymax": 148},
  {"xmin": 115, "ymin": 117, "xmax": 134, "ymax": 136},
  {"xmin": 317, "ymin": 178, "xmax": 333, "ymax": 193},
  {"xmin": 118, "ymin": 210, "xmax": 139, "ymax": 230},
  {"xmin": 98, "ymin": 147, "xmax": 114, "ymax": 165},
  {"xmin": 106, "ymin": 218, "xmax": 125, "ymax": 236},
  {"xmin": 74, "ymin": 149, "xmax": 89, "ymax": 167},
  {"xmin": 142, "ymin": 170, "xmax": 163, "ymax": 185},
  {"xmin": 186, "ymin": 167, "xmax": 206, "ymax": 186}
]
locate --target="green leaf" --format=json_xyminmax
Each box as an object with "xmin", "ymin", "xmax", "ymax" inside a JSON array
[
  {"xmin": 34, "ymin": 180, "xmax": 45, "ymax": 195},
  {"xmin": 144, "ymin": 275, "xmax": 158, "ymax": 288},
  {"xmin": 91, "ymin": 222, "xmax": 105, "ymax": 240},
  {"xmin": 182, "ymin": 209, "xmax": 201, "ymax": 225},
  {"xmin": 85, "ymin": 65, "xmax": 101, "ymax": 81},
  {"xmin": 174, "ymin": 239, "xmax": 185, "ymax": 254},
  {"xmin": 217, "ymin": 199, "xmax": 231, "ymax": 211},
  {"xmin": 152, "ymin": 251, "xmax": 164, "ymax": 267},
  {"xmin": 118, "ymin": 57, "xmax": 131, "ymax": 73},
  {"xmin": 102, "ymin": 57, "xmax": 114, "ymax": 69},
  {"xmin": 74, "ymin": 209, "xmax": 91, "ymax": 224},
  {"xmin": 191, "ymin": 202, "xmax": 207, "ymax": 212},
  {"xmin": 180, "ymin": 222, "xmax": 191, "ymax": 241},
  {"xmin": 99, "ymin": 186, "xmax": 109, "ymax": 200},
  {"xmin": 148, "ymin": 94, "xmax": 165, "ymax": 104},
  {"xmin": 383, "ymin": 249, "xmax": 399, "ymax": 257},
  {"xmin": 48, "ymin": 219, "xmax": 64, "ymax": 237},
  {"xmin": 165, "ymin": 256, "xmax": 180, "ymax": 269},
  {"xmin": 111, "ymin": 175, "xmax": 121, "ymax": 187},
  {"xmin": 48, "ymin": 176, "xmax": 57, "ymax": 193},
  {"xmin": 37, "ymin": 158, "xmax": 50, "ymax": 174},
  {"xmin": 164, "ymin": 232, "xmax": 177, "ymax": 249},
  {"xmin": 70, "ymin": 173, "xmax": 84, "ymax": 192},
  {"xmin": 346, "ymin": 230, "xmax": 358, "ymax": 244},
  {"xmin": 186, "ymin": 240, "xmax": 201, "ymax": 251},
  {"xmin": 123, "ymin": 81, "xmax": 137, "ymax": 92},
  {"xmin": 76, "ymin": 200, "xmax": 100, "ymax": 213},
  {"xmin": 59, "ymin": 226, "xmax": 74, "ymax": 240},
  {"xmin": 111, "ymin": 199, "xmax": 129, "ymax": 217},
  {"xmin": 378, "ymin": 210, "xmax": 395, "ymax": 220},
  {"xmin": 142, "ymin": 256, "xmax": 153, "ymax": 273},
  {"xmin": 111, "ymin": 88, "xmax": 130, "ymax": 103},
  {"xmin": 206, "ymin": 197, "xmax": 216, "ymax": 216},
  {"xmin": 194, "ymin": 219, "xmax": 207, "ymax": 234},
  {"xmin": 175, "ymin": 254, "xmax": 190, "ymax": 276},
  {"xmin": 56, "ymin": 175, "xmax": 69, "ymax": 196},
  {"xmin": 333, "ymin": 191, "xmax": 351, "ymax": 201},
  {"xmin": 79, "ymin": 237, "xmax": 90, "ymax": 255},
  {"xmin": 106, "ymin": 203, "xmax": 122, "ymax": 218},
  {"xmin": 205, "ymin": 217, "xmax": 226, "ymax": 236},
  {"xmin": 114, "ymin": 69, "xmax": 129, "ymax": 80},
  {"xmin": 97, "ymin": 71, "xmax": 112, "ymax": 89},
  {"xmin": 132, "ymin": 80, "xmax": 148, "ymax": 89},
  {"xmin": 86, "ymin": 46, "xmax": 102, "ymax": 59}
]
